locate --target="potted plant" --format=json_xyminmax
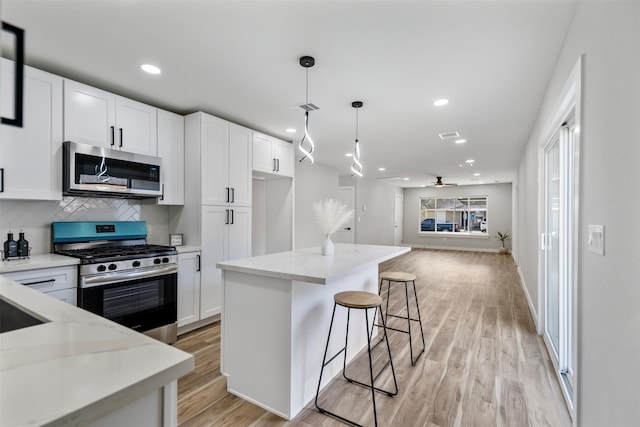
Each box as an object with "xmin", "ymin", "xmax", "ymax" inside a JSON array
[{"xmin": 495, "ymin": 231, "xmax": 511, "ymax": 254}]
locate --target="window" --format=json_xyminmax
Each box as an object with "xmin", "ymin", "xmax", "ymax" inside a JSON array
[{"xmin": 419, "ymin": 196, "xmax": 488, "ymax": 234}]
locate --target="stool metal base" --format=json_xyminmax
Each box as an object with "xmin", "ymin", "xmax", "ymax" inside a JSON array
[
  {"xmin": 375, "ymin": 276, "xmax": 426, "ymax": 366},
  {"xmin": 315, "ymin": 302, "xmax": 398, "ymax": 427}
]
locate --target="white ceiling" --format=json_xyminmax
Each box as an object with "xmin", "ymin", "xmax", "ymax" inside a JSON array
[{"xmin": 2, "ymin": 0, "xmax": 578, "ymax": 187}]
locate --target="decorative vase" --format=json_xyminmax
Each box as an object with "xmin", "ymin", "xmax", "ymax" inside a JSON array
[{"xmin": 321, "ymin": 235, "xmax": 334, "ymax": 255}]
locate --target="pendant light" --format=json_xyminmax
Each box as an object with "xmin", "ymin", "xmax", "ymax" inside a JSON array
[
  {"xmin": 298, "ymin": 55, "xmax": 315, "ymax": 164},
  {"xmin": 350, "ymin": 101, "xmax": 363, "ymax": 177}
]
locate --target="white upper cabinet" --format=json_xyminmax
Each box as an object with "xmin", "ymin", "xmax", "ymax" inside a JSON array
[
  {"xmin": 197, "ymin": 113, "xmax": 252, "ymax": 207},
  {"xmin": 157, "ymin": 109, "xmax": 185, "ymax": 205},
  {"xmin": 64, "ymin": 79, "xmax": 157, "ymax": 156},
  {"xmin": 252, "ymin": 132, "xmax": 294, "ymax": 178},
  {"xmin": 0, "ymin": 59, "xmax": 63, "ymax": 200}
]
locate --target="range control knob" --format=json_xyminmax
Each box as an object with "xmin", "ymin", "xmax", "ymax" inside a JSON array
[
  {"xmin": 154, "ymin": 258, "xmax": 161, "ymax": 265},
  {"xmin": 132, "ymin": 260, "xmax": 141, "ymax": 268},
  {"xmin": 97, "ymin": 264, "xmax": 107, "ymax": 272},
  {"xmin": 108, "ymin": 264, "xmax": 117, "ymax": 271},
  {"xmin": 162, "ymin": 257, "xmax": 169, "ymax": 263}
]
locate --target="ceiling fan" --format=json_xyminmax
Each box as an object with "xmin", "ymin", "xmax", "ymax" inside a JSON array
[{"xmin": 429, "ymin": 176, "xmax": 457, "ymax": 188}]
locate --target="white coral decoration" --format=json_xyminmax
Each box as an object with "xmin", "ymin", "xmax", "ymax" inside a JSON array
[{"xmin": 313, "ymin": 198, "xmax": 354, "ymax": 236}]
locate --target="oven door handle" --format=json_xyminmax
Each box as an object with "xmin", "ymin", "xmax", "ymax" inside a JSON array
[{"xmin": 81, "ymin": 265, "xmax": 178, "ymax": 288}]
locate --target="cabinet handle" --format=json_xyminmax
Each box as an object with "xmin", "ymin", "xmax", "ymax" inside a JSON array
[
  {"xmin": 225, "ymin": 209, "xmax": 229, "ymax": 225},
  {"xmin": 160, "ymin": 184, "xmax": 164, "ymax": 201},
  {"xmin": 277, "ymin": 158, "xmax": 280, "ymax": 172},
  {"xmin": 119, "ymin": 128, "xmax": 123, "ymax": 148},
  {"xmin": 196, "ymin": 255, "xmax": 201, "ymax": 272},
  {"xmin": 273, "ymin": 158, "xmax": 277, "ymax": 172},
  {"xmin": 230, "ymin": 209, "xmax": 234, "ymax": 225},
  {"xmin": 23, "ymin": 278, "xmax": 55, "ymax": 287},
  {"xmin": 110, "ymin": 126, "xmax": 115, "ymax": 146},
  {"xmin": 225, "ymin": 187, "xmax": 230, "ymax": 203},
  {"xmin": 0, "ymin": 168, "xmax": 4, "ymax": 193},
  {"xmin": 1, "ymin": 22, "xmax": 25, "ymax": 128},
  {"xmin": 231, "ymin": 188, "xmax": 235, "ymax": 203}
]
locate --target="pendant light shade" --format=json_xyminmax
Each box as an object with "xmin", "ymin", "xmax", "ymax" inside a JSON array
[
  {"xmin": 350, "ymin": 101, "xmax": 363, "ymax": 177},
  {"xmin": 298, "ymin": 56, "xmax": 315, "ymax": 164}
]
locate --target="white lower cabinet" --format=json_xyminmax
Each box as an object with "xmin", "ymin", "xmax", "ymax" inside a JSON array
[
  {"xmin": 177, "ymin": 251, "xmax": 201, "ymax": 328},
  {"xmin": 200, "ymin": 205, "xmax": 251, "ymax": 319},
  {"xmin": 2, "ymin": 265, "xmax": 77, "ymax": 305}
]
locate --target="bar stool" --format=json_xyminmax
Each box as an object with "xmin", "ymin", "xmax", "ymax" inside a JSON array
[
  {"xmin": 377, "ymin": 271, "xmax": 425, "ymax": 366},
  {"xmin": 315, "ymin": 291, "xmax": 398, "ymax": 427}
]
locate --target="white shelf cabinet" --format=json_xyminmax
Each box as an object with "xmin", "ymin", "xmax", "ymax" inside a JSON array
[
  {"xmin": 177, "ymin": 250, "xmax": 201, "ymax": 327},
  {"xmin": 0, "ymin": 59, "xmax": 63, "ymax": 200},
  {"xmin": 2, "ymin": 265, "xmax": 77, "ymax": 305},
  {"xmin": 63, "ymin": 79, "xmax": 157, "ymax": 156},
  {"xmin": 252, "ymin": 132, "xmax": 294, "ymax": 178},
  {"xmin": 157, "ymin": 109, "xmax": 185, "ymax": 205}
]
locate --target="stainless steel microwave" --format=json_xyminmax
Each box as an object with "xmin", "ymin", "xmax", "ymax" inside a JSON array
[{"xmin": 63, "ymin": 141, "xmax": 163, "ymax": 198}]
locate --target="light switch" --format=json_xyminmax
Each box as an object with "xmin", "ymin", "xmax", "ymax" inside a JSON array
[{"xmin": 588, "ymin": 225, "xmax": 604, "ymax": 255}]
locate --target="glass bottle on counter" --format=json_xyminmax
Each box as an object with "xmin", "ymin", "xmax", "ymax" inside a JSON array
[
  {"xmin": 17, "ymin": 230, "xmax": 29, "ymax": 258},
  {"xmin": 3, "ymin": 231, "xmax": 18, "ymax": 259}
]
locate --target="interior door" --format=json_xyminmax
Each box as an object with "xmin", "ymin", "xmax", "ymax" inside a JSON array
[
  {"xmin": 334, "ymin": 186, "xmax": 355, "ymax": 243},
  {"xmin": 394, "ymin": 194, "xmax": 403, "ymax": 245}
]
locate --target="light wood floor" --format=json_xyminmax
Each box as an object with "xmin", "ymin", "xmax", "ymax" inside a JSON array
[{"xmin": 174, "ymin": 249, "xmax": 571, "ymax": 426}]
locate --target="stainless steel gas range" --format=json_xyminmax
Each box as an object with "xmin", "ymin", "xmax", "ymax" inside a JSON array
[{"xmin": 52, "ymin": 221, "xmax": 178, "ymax": 343}]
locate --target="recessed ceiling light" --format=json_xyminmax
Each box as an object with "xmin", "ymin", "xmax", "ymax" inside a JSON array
[
  {"xmin": 433, "ymin": 99, "xmax": 449, "ymax": 106},
  {"xmin": 403, "ymin": 177, "xmax": 410, "ymax": 181},
  {"xmin": 345, "ymin": 153, "xmax": 353, "ymax": 157},
  {"xmin": 473, "ymin": 173, "xmax": 481, "ymax": 176},
  {"xmin": 140, "ymin": 64, "xmax": 161, "ymax": 74},
  {"xmin": 378, "ymin": 167, "xmax": 386, "ymax": 171},
  {"xmin": 455, "ymin": 139, "xmax": 467, "ymax": 144},
  {"xmin": 465, "ymin": 159, "xmax": 475, "ymax": 163},
  {"xmin": 286, "ymin": 128, "xmax": 296, "ymax": 133}
]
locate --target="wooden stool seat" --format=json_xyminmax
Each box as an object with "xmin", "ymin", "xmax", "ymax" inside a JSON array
[
  {"xmin": 379, "ymin": 271, "xmax": 417, "ymax": 282},
  {"xmin": 334, "ymin": 291, "xmax": 382, "ymax": 309}
]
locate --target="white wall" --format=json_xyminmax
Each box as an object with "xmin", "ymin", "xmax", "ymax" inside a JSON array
[
  {"xmin": 294, "ymin": 162, "xmax": 339, "ymax": 249},
  {"xmin": 516, "ymin": 2, "xmax": 640, "ymax": 425},
  {"xmin": 339, "ymin": 176, "xmax": 403, "ymax": 246},
  {"xmin": 403, "ymin": 183, "xmax": 512, "ymax": 251}
]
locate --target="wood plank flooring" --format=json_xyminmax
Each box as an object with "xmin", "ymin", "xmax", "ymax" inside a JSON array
[{"xmin": 174, "ymin": 249, "xmax": 571, "ymax": 426}]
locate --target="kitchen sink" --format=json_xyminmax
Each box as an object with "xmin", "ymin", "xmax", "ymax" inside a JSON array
[{"xmin": 0, "ymin": 297, "xmax": 48, "ymax": 334}]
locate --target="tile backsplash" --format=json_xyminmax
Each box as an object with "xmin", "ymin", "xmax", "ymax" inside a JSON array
[{"xmin": 0, "ymin": 197, "xmax": 169, "ymax": 255}]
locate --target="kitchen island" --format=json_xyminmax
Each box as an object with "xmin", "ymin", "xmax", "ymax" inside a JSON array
[
  {"xmin": 216, "ymin": 243, "xmax": 410, "ymax": 420},
  {"xmin": 0, "ymin": 276, "xmax": 194, "ymax": 427}
]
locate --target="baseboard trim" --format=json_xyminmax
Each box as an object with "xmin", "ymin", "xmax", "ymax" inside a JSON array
[
  {"xmin": 409, "ymin": 244, "xmax": 501, "ymax": 253},
  {"xmin": 517, "ymin": 265, "xmax": 539, "ymax": 332},
  {"xmin": 177, "ymin": 315, "xmax": 220, "ymax": 336}
]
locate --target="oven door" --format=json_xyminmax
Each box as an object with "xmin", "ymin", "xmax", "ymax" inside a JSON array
[{"xmin": 79, "ymin": 268, "xmax": 177, "ymax": 338}]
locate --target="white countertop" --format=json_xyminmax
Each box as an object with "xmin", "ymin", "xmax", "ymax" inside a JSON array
[
  {"xmin": 0, "ymin": 253, "xmax": 79, "ymax": 274},
  {"xmin": 216, "ymin": 243, "xmax": 410, "ymax": 284},
  {"xmin": 0, "ymin": 277, "xmax": 194, "ymax": 427}
]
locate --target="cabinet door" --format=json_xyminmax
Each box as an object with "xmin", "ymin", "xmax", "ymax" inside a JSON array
[
  {"xmin": 274, "ymin": 140, "xmax": 294, "ymax": 177},
  {"xmin": 228, "ymin": 206, "xmax": 251, "ymax": 261},
  {"xmin": 228, "ymin": 123, "xmax": 252, "ymax": 206},
  {"xmin": 157, "ymin": 109, "xmax": 184, "ymax": 205},
  {"xmin": 201, "ymin": 114, "xmax": 229, "ymax": 205},
  {"xmin": 63, "ymin": 79, "xmax": 116, "ymax": 148},
  {"xmin": 200, "ymin": 206, "xmax": 228, "ymax": 319},
  {"xmin": 1, "ymin": 61, "xmax": 63, "ymax": 200},
  {"xmin": 115, "ymin": 96, "xmax": 157, "ymax": 156},
  {"xmin": 177, "ymin": 251, "xmax": 201, "ymax": 327},
  {"xmin": 46, "ymin": 288, "xmax": 77, "ymax": 306},
  {"xmin": 252, "ymin": 132, "xmax": 275, "ymax": 174}
]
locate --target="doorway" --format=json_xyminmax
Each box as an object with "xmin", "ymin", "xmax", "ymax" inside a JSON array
[
  {"xmin": 394, "ymin": 194, "xmax": 403, "ymax": 246},
  {"xmin": 334, "ymin": 186, "xmax": 355, "ymax": 243}
]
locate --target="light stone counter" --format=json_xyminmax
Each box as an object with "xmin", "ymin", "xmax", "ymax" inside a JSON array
[
  {"xmin": 216, "ymin": 243, "xmax": 410, "ymax": 420},
  {"xmin": 216, "ymin": 243, "xmax": 410, "ymax": 284},
  {"xmin": 0, "ymin": 253, "xmax": 79, "ymax": 274},
  {"xmin": 0, "ymin": 276, "xmax": 194, "ymax": 427}
]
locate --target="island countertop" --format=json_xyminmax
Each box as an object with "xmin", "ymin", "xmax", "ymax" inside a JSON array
[
  {"xmin": 0, "ymin": 276, "xmax": 194, "ymax": 427},
  {"xmin": 216, "ymin": 243, "xmax": 410, "ymax": 284}
]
